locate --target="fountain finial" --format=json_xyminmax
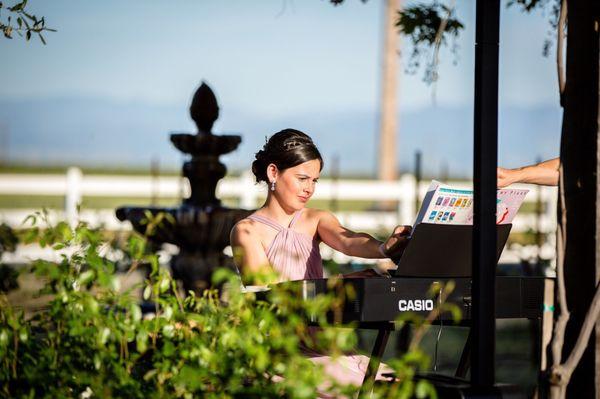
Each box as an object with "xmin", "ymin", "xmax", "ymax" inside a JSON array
[{"xmin": 189, "ymin": 82, "xmax": 219, "ymax": 134}]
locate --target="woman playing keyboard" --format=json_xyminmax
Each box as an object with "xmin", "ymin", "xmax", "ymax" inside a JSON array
[{"xmin": 230, "ymin": 128, "xmax": 410, "ymax": 393}]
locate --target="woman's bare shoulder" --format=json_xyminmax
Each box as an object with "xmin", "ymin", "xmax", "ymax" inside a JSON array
[
  {"xmin": 303, "ymin": 208, "xmax": 335, "ymax": 222},
  {"xmin": 230, "ymin": 218, "xmax": 259, "ymax": 241}
]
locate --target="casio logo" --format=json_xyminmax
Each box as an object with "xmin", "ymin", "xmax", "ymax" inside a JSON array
[{"xmin": 398, "ymin": 299, "xmax": 434, "ymax": 312}]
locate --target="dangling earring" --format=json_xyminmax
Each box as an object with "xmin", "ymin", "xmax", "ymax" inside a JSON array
[{"xmin": 271, "ymin": 180, "xmax": 276, "ymax": 191}]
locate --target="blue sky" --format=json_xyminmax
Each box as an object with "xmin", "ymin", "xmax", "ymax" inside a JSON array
[{"xmin": 0, "ymin": 0, "xmax": 562, "ymax": 176}]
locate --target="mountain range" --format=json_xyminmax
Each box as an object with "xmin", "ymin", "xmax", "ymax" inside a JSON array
[{"xmin": 0, "ymin": 97, "xmax": 562, "ymax": 178}]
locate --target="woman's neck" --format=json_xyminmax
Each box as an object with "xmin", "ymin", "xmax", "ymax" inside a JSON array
[{"xmin": 260, "ymin": 195, "xmax": 301, "ymax": 224}]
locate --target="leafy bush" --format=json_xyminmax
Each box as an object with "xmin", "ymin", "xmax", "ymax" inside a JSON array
[{"xmin": 0, "ymin": 213, "xmax": 442, "ymax": 398}]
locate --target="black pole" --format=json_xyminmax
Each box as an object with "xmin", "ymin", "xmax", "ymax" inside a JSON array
[
  {"xmin": 472, "ymin": 0, "xmax": 500, "ymax": 389},
  {"xmin": 534, "ymin": 156, "xmax": 543, "ymax": 268},
  {"xmin": 414, "ymin": 150, "xmax": 422, "ymax": 212}
]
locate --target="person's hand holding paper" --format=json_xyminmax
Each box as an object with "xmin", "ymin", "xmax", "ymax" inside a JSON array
[{"xmin": 382, "ymin": 225, "xmax": 412, "ymax": 262}]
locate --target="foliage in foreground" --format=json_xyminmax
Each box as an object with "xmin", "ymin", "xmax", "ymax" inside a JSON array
[{"xmin": 0, "ymin": 213, "xmax": 440, "ymax": 398}]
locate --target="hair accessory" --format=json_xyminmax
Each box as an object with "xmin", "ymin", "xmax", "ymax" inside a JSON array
[
  {"xmin": 271, "ymin": 180, "xmax": 276, "ymax": 191},
  {"xmin": 284, "ymin": 140, "xmax": 302, "ymax": 151}
]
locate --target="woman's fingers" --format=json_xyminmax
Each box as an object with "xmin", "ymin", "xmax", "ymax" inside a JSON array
[
  {"xmin": 381, "ymin": 225, "xmax": 412, "ymax": 261},
  {"xmin": 393, "ymin": 225, "xmax": 412, "ymax": 236}
]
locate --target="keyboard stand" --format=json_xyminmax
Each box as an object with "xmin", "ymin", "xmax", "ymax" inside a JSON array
[
  {"xmin": 358, "ymin": 322, "xmax": 394, "ymax": 397},
  {"xmin": 359, "ymin": 315, "xmax": 550, "ymax": 398}
]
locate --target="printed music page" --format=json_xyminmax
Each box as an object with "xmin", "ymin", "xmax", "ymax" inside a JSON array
[{"xmin": 413, "ymin": 180, "xmax": 528, "ymax": 226}]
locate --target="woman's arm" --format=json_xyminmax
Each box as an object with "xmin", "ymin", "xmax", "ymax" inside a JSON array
[
  {"xmin": 316, "ymin": 210, "xmax": 410, "ymax": 259},
  {"xmin": 230, "ymin": 220, "xmax": 271, "ymax": 277},
  {"xmin": 497, "ymin": 157, "xmax": 559, "ymax": 188}
]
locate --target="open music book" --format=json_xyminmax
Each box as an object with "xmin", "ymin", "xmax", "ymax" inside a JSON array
[{"xmin": 413, "ymin": 180, "xmax": 529, "ymax": 227}]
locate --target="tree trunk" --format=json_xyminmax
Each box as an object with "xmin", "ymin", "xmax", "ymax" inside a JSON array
[
  {"xmin": 378, "ymin": 0, "xmax": 400, "ymax": 182},
  {"xmin": 559, "ymin": 1, "xmax": 600, "ymax": 397}
]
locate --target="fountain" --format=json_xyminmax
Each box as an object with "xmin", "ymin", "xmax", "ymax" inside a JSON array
[{"xmin": 116, "ymin": 82, "xmax": 252, "ymax": 293}]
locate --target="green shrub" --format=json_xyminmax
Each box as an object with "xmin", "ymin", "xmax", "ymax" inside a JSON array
[{"xmin": 0, "ymin": 212, "xmax": 440, "ymax": 398}]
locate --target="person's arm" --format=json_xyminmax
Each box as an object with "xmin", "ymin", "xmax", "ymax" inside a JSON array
[
  {"xmin": 497, "ymin": 157, "xmax": 559, "ymax": 188},
  {"xmin": 230, "ymin": 220, "xmax": 271, "ymax": 277},
  {"xmin": 316, "ymin": 210, "xmax": 410, "ymax": 259}
]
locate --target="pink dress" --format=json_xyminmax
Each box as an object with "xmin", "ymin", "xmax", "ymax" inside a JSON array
[
  {"xmin": 247, "ymin": 210, "xmax": 323, "ymax": 282},
  {"xmin": 247, "ymin": 210, "xmax": 391, "ymax": 395}
]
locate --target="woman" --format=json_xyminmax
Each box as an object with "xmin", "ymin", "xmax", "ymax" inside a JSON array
[
  {"xmin": 230, "ymin": 128, "xmax": 410, "ymax": 282},
  {"xmin": 230, "ymin": 128, "xmax": 411, "ymax": 391}
]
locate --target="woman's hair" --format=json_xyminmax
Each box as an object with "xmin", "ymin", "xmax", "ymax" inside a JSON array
[{"xmin": 252, "ymin": 128, "xmax": 323, "ymax": 183}]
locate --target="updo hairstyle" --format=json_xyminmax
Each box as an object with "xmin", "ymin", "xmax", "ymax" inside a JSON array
[{"xmin": 252, "ymin": 128, "xmax": 323, "ymax": 184}]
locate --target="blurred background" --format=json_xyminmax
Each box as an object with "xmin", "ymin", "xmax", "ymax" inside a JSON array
[
  {"xmin": 0, "ymin": 1, "xmax": 560, "ymax": 392},
  {"xmin": 0, "ymin": 1, "xmax": 560, "ymax": 175},
  {"xmin": 0, "ymin": 0, "xmax": 560, "ymax": 260}
]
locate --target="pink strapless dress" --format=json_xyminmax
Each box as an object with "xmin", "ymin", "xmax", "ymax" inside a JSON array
[{"xmin": 247, "ymin": 210, "xmax": 391, "ymax": 396}]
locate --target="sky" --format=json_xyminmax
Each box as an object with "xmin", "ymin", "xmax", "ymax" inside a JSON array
[{"xmin": 0, "ymin": 0, "xmax": 562, "ymax": 177}]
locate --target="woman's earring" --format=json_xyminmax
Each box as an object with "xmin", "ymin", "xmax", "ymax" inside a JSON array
[{"xmin": 271, "ymin": 180, "xmax": 276, "ymax": 191}]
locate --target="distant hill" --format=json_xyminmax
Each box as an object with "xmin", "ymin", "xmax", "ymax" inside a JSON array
[{"xmin": 0, "ymin": 97, "xmax": 561, "ymax": 178}]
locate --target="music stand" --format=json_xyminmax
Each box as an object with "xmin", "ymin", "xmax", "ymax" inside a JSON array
[{"xmin": 391, "ymin": 223, "xmax": 512, "ymax": 278}]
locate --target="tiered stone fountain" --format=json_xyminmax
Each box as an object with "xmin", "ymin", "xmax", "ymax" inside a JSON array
[{"xmin": 116, "ymin": 83, "xmax": 251, "ymax": 293}]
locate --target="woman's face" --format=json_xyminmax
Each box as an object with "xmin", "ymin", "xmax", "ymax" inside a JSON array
[{"xmin": 268, "ymin": 159, "xmax": 321, "ymax": 211}]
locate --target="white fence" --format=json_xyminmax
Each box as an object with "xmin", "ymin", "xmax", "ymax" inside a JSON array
[
  {"xmin": 0, "ymin": 168, "xmax": 558, "ymax": 265},
  {"xmin": 0, "ymin": 167, "xmax": 558, "ymax": 233}
]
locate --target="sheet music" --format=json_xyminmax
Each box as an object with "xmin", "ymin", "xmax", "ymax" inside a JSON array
[{"xmin": 414, "ymin": 180, "xmax": 528, "ymax": 226}]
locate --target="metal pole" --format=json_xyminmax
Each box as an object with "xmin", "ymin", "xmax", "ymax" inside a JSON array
[
  {"xmin": 330, "ymin": 153, "xmax": 340, "ymax": 213},
  {"xmin": 151, "ymin": 156, "xmax": 160, "ymax": 206},
  {"xmin": 472, "ymin": 0, "xmax": 500, "ymax": 389},
  {"xmin": 535, "ymin": 157, "xmax": 543, "ymax": 268},
  {"xmin": 414, "ymin": 150, "xmax": 422, "ymax": 212}
]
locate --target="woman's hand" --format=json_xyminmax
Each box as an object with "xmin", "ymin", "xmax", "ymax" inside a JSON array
[{"xmin": 382, "ymin": 225, "xmax": 412, "ymax": 262}]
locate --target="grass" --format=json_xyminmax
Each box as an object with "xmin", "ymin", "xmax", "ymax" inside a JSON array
[
  {"xmin": 0, "ymin": 163, "xmax": 182, "ymax": 176},
  {"xmin": 0, "ymin": 194, "xmax": 388, "ymax": 212}
]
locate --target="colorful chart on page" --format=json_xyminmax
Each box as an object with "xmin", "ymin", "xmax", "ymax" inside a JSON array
[{"xmin": 414, "ymin": 180, "xmax": 528, "ymax": 226}]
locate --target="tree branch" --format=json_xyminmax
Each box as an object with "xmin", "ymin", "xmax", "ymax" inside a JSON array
[
  {"xmin": 549, "ymin": 165, "xmax": 569, "ymax": 399},
  {"xmin": 556, "ymin": 0, "xmax": 567, "ymax": 105},
  {"xmin": 561, "ymin": 283, "xmax": 600, "ymax": 374},
  {"xmin": 430, "ymin": 0, "xmax": 456, "ymax": 101},
  {"xmin": 0, "ymin": 1, "xmax": 55, "ymax": 44}
]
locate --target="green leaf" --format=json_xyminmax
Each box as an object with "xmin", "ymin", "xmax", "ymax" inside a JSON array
[
  {"xmin": 77, "ymin": 270, "xmax": 95, "ymax": 286},
  {"xmin": 130, "ymin": 304, "xmax": 142, "ymax": 323},
  {"xmin": 162, "ymin": 305, "xmax": 173, "ymax": 320},
  {"xmin": 143, "ymin": 369, "xmax": 158, "ymax": 381},
  {"xmin": 0, "ymin": 330, "xmax": 9, "ymax": 346},
  {"xmin": 136, "ymin": 330, "xmax": 148, "ymax": 353},
  {"xmin": 143, "ymin": 285, "xmax": 152, "ymax": 300},
  {"xmin": 159, "ymin": 276, "xmax": 170, "ymax": 293},
  {"xmin": 97, "ymin": 327, "xmax": 110, "ymax": 346},
  {"xmin": 162, "ymin": 340, "xmax": 175, "ymax": 356},
  {"xmin": 415, "ymin": 379, "xmax": 437, "ymax": 398},
  {"xmin": 162, "ymin": 324, "xmax": 175, "ymax": 338},
  {"xmin": 93, "ymin": 354, "xmax": 101, "ymax": 370},
  {"xmin": 18, "ymin": 328, "xmax": 28, "ymax": 342},
  {"xmin": 212, "ymin": 268, "xmax": 235, "ymax": 285}
]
